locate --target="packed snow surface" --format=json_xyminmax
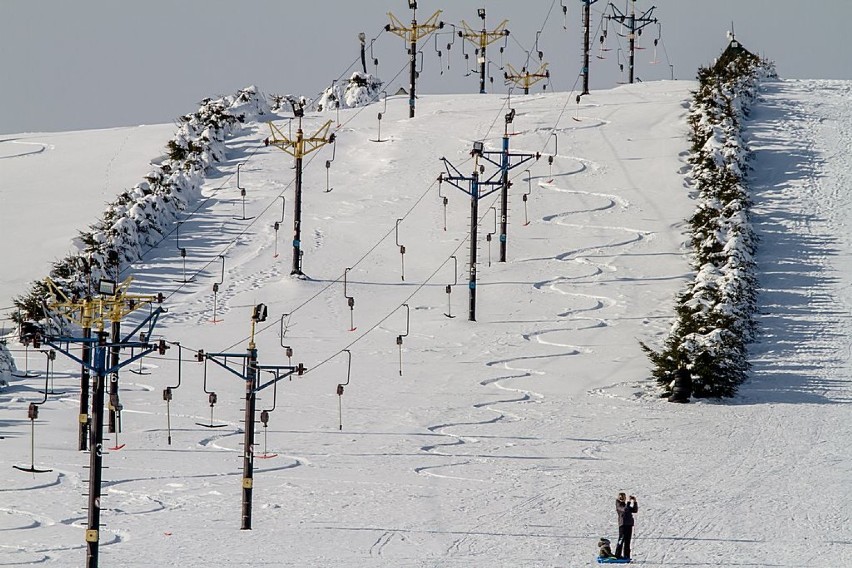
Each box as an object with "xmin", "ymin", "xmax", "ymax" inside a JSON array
[{"xmin": 2, "ymin": 79, "xmax": 852, "ymax": 566}]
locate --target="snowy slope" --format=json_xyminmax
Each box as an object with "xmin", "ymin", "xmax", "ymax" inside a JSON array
[
  {"xmin": 0, "ymin": 124, "xmax": 175, "ymax": 320},
  {"xmin": 1, "ymin": 79, "xmax": 851, "ymax": 567}
]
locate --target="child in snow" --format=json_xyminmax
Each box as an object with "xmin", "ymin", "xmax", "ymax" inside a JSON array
[{"xmin": 598, "ymin": 537, "xmax": 617, "ymax": 559}]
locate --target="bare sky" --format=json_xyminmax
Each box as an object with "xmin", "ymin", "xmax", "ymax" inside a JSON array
[{"xmin": 1, "ymin": 0, "xmax": 849, "ymax": 134}]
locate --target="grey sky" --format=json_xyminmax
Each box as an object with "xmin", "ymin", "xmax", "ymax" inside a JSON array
[{"xmin": 1, "ymin": 0, "xmax": 848, "ymax": 134}]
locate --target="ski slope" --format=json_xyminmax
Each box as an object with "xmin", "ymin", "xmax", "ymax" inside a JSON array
[
  {"xmin": 0, "ymin": 123, "xmax": 175, "ymax": 321},
  {"xmin": 2, "ymin": 79, "xmax": 852, "ymax": 567}
]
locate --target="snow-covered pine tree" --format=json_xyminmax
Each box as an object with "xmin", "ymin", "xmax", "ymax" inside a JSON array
[{"xmin": 316, "ymin": 72, "xmax": 383, "ymax": 112}]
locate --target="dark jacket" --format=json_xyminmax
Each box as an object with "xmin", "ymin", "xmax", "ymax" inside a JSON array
[{"xmin": 616, "ymin": 498, "xmax": 638, "ymax": 527}]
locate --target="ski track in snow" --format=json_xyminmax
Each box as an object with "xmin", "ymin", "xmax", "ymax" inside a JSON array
[
  {"xmin": 0, "ymin": 139, "xmax": 49, "ymax": 159},
  {"xmin": 416, "ymin": 105, "xmax": 657, "ymax": 485}
]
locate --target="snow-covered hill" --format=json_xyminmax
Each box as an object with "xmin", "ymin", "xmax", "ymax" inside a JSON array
[
  {"xmin": 0, "ymin": 124, "xmax": 174, "ymax": 317},
  {"xmin": 2, "ymin": 79, "xmax": 851, "ymax": 567}
]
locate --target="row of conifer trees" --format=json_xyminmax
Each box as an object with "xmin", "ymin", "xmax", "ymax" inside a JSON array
[{"xmin": 643, "ymin": 50, "xmax": 776, "ymax": 398}]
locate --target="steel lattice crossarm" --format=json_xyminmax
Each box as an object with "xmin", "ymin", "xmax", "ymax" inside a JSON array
[
  {"xmin": 439, "ymin": 156, "xmax": 503, "ymax": 199},
  {"xmin": 266, "ymin": 119, "xmax": 334, "ymax": 160},
  {"xmin": 606, "ymin": 2, "xmax": 657, "ymax": 36},
  {"xmin": 458, "ymin": 18, "xmax": 510, "ymax": 50},
  {"xmin": 45, "ymin": 277, "xmax": 98, "ymax": 329},
  {"xmin": 41, "ymin": 307, "xmax": 167, "ymax": 374},
  {"xmin": 198, "ymin": 350, "xmax": 303, "ymax": 392},
  {"xmin": 386, "ymin": 9, "xmax": 443, "ymax": 43},
  {"xmin": 479, "ymin": 146, "xmax": 540, "ymax": 173},
  {"xmin": 45, "ymin": 276, "xmax": 164, "ymax": 331},
  {"xmin": 504, "ymin": 62, "xmax": 550, "ymax": 94}
]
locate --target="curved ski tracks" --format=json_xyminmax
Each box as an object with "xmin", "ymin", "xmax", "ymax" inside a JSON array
[{"xmin": 416, "ymin": 115, "xmax": 658, "ymax": 485}]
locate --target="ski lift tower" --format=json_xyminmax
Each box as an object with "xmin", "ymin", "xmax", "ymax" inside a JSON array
[
  {"xmin": 196, "ymin": 304, "xmax": 304, "ymax": 530},
  {"xmin": 479, "ymin": 108, "xmax": 539, "ymax": 263},
  {"xmin": 459, "ymin": 8, "xmax": 510, "ymax": 94},
  {"xmin": 604, "ymin": 0, "xmax": 658, "ymax": 84},
  {"xmin": 580, "ymin": 0, "xmax": 602, "ymax": 95},
  {"xmin": 43, "ymin": 276, "xmax": 167, "ymax": 568},
  {"xmin": 440, "ymin": 142, "xmax": 506, "ymax": 321},
  {"xmin": 266, "ymin": 103, "xmax": 335, "ymax": 277},
  {"xmin": 45, "ymin": 279, "xmax": 97, "ymax": 450},
  {"xmin": 386, "ymin": 1, "xmax": 444, "ymax": 118}
]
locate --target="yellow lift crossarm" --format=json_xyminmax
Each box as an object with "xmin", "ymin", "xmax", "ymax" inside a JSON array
[
  {"xmin": 266, "ymin": 120, "xmax": 334, "ymax": 160},
  {"xmin": 505, "ymin": 62, "xmax": 550, "ymax": 90},
  {"xmin": 460, "ymin": 19, "xmax": 509, "ymax": 49},
  {"xmin": 45, "ymin": 276, "xmax": 162, "ymax": 331},
  {"xmin": 386, "ymin": 10, "xmax": 443, "ymax": 43}
]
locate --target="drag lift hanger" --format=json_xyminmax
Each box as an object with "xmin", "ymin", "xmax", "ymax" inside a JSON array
[
  {"xmin": 433, "ymin": 25, "xmax": 457, "ymax": 75},
  {"xmin": 163, "ymin": 341, "xmax": 184, "ymax": 445},
  {"xmin": 597, "ymin": 17, "xmax": 612, "ymax": 60},
  {"xmin": 396, "ymin": 219, "xmax": 407, "ymax": 281},
  {"xmin": 12, "ymin": 320, "xmax": 41, "ymax": 377},
  {"xmin": 196, "ymin": 351, "xmax": 227, "ymax": 428},
  {"xmin": 175, "ymin": 220, "xmax": 194, "ymax": 284},
  {"xmin": 233, "ymin": 163, "xmax": 255, "ymax": 220},
  {"xmin": 129, "ymin": 330, "xmax": 152, "ymax": 375},
  {"xmin": 13, "ymin": 368, "xmax": 53, "ymax": 474},
  {"xmin": 257, "ymin": 366, "xmax": 283, "ymax": 459},
  {"xmin": 437, "ymin": 173, "xmax": 449, "ymax": 231},
  {"xmin": 344, "ymin": 267, "xmax": 357, "ymax": 332},
  {"xmin": 279, "ymin": 313, "xmax": 294, "ymax": 366},
  {"xmin": 486, "ymin": 206, "xmax": 497, "ymax": 267},
  {"xmin": 273, "ymin": 196, "xmax": 286, "ymax": 258},
  {"xmin": 547, "ymin": 132, "xmax": 558, "ymax": 183},
  {"xmin": 325, "ymin": 135, "xmax": 337, "ymax": 193},
  {"xmin": 444, "ymin": 255, "xmax": 458, "ymax": 319},
  {"xmin": 212, "ymin": 255, "xmax": 225, "ymax": 323},
  {"xmin": 335, "ymin": 349, "xmax": 353, "ymax": 430},
  {"xmin": 395, "ymin": 304, "xmax": 410, "ymax": 376},
  {"xmin": 371, "ymin": 90, "xmax": 389, "ymax": 143},
  {"xmin": 523, "ymin": 169, "xmax": 533, "ymax": 226},
  {"xmin": 41, "ymin": 348, "xmax": 63, "ymax": 394}
]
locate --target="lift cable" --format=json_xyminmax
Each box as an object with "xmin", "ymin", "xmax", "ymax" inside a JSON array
[{"xmin": 203, "ymin": 66, "xmax": 588, "ymax": 358}]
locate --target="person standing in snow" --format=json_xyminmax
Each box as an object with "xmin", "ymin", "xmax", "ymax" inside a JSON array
[{"xmin": 615, "ymin": 492, "xmax": 638, "ymax": 559}]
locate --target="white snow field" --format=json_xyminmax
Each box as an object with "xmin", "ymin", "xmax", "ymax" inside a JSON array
[
  {"xmin": 0, "ymin": 124, "xmax": 175, "ymax": 316},
  {"xmin": 2, "ymin": 78, "xmax": 852, "ymax": 567}
]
